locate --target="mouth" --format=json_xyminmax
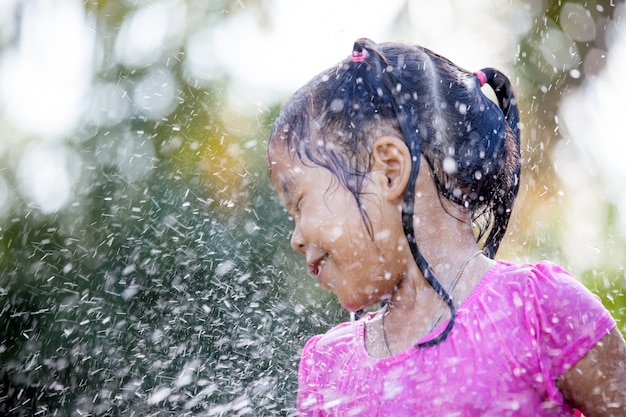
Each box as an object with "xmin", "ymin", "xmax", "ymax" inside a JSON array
[{"xmin": 307, "ymin": 256, "xmax": 327, "ymax": 282}]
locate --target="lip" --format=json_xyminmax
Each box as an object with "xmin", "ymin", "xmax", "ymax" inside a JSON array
[{"xmin": 307, "ymin": 256, "xmax": 327, "ymax": 283}]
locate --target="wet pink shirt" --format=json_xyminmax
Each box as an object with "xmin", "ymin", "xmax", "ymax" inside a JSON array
[{"xmin": 297, "ymin": 261, "xmax": 615, "ymax": 416}]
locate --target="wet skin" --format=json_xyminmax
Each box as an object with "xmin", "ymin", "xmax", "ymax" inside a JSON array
[{"xmin": 268, "ymin": 139, "xmax": 412, "ymax": 312}]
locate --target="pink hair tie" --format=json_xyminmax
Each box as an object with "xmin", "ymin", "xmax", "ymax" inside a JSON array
[
  {"xmin": 351, "ymin": 50, "xmax": 365, "ymax": 63},
  {"xmin": 474, "ymin": 70, "xmax": 487, "ymax": 87}
]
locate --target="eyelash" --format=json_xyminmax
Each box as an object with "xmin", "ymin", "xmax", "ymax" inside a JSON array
[{"xmin": 292, "ymin": 197, "xmax": 302, "ymax": 214}]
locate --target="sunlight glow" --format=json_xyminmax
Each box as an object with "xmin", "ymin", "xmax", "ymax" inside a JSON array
[{"xmin": 0, "ymin": 0, "xmax": 94, "ymax": 140}]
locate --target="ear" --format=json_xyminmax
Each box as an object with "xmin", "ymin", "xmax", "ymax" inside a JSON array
[{"xmin": 371, "ymin": 136, "xmax": 412, "ymax": 201}]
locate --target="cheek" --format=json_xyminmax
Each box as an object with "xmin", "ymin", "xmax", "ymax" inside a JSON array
[
  {"xmin": 329, "ymin": 226, "xmax": 344, "ymax": 242},
  {"xmin": 361, "ymin": 284, "xmax": 382, "ymax": 297},
  {"xmin": 328, "ymin": 217, "xmax": 366, "ymax": 244},
  {"xmin": 374, "ymin": 228, "xmax": 392, "ymax": 241},
  {"xmin": 350, "ymin": 280, "xmax": 395, "ymax": 307}
]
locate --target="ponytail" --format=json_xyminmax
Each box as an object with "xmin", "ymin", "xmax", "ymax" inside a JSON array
[
  {"xmin": 476, "ymin": 68, "xmax": 520, "ymax": 138},
  {"xmin": 474, "ymin": 68, "xmax": 521, "ymax": 259}
]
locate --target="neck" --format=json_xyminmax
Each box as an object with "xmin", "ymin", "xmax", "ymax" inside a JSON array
[
  {"xmin": 411, "ymin": 199, "xmax": 480, "ymax": 279},
  {"xmin": 381, "ymin": 202, "xmax": 492, "ymax": 350},
  {"xmin": 388, "ymin": 239, "xmax": 484, "ymax": 311},
  {"xmin": 375, "ymin": 157, "xmax": 497, "ymax": 353}
]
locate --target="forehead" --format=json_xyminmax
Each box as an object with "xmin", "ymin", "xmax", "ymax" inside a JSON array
[{"xmin": 268, "ymin": 144, "xmax": 307, "ymax": 195}]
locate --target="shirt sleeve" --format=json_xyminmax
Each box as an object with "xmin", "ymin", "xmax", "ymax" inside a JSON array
[{"xmin": 524, "ymin": 262, "xmax": 616, "ymax": 400}]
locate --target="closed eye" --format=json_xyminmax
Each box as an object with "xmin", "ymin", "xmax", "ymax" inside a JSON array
[{"xmin": 282, "ymin": 196, "xmax": 300, "ymax": 218}]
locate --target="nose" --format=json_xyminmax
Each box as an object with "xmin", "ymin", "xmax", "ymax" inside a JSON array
[{"xmin": 290, "ymin": 223, "xmax": 306, "ymax": 256}]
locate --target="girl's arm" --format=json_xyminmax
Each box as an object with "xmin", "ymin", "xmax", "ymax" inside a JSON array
[{"xmin": 558, "ymin": 328, "xmax": 626, "ymax": 417}]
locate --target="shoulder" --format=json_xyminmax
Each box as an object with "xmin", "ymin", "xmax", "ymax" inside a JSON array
[
  {"xmin": 491, "ymin": 259, "xmax": 572, "ymax": 282},
  {"xmin": 492, "ymin": 260, "xmax": 615, "ymax": 345},
  {"xmin": 481, "ymin": 260, "xmax": 615, "ymax": 376},
  {"xmin": 298, "ymin": 319, "xmax": 362, "ymax": 384},
  {"xmin": 487, "ymin": 260, "xmax": 594, "ymax": 298},
  {"xmin": 478, "ymin": 260, "xmax": 614, "ymax": 337},
  {"xmin": 301, "ymin": 320, "xmax": 358, "ymax": 360}
]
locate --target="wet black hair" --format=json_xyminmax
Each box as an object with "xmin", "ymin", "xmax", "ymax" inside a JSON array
[{"xmin": 268, "ymin": 38, "xmax": 521, "ymax": 347}]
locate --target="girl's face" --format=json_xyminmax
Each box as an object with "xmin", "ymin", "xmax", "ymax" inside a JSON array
[{"xmin": 268, "ymin": 144, "xmax": 412, "ymax": 312}]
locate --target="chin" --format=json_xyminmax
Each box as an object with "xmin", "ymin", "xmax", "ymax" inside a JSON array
[
  {"xmin": 338, "ymin": 299, "xmax": 358, "ymax": 312},
  {"xmin": 339, "ymin": 298, "xmax": 371, "ymax": 313}
]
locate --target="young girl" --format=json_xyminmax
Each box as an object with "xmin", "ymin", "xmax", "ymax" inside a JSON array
[{"xmin": 267, "ymin": 38, "xmax": 626, "ymax": 416}]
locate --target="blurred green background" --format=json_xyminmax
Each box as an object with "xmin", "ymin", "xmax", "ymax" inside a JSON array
[{"xmin": 0, "ymin": 0, "xmax": 625, "ymax": 415}]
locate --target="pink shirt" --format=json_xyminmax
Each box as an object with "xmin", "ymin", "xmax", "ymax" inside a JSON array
[{"xmin": 297, "ymin": 261, "xmax": 615, "ymax": 416}]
